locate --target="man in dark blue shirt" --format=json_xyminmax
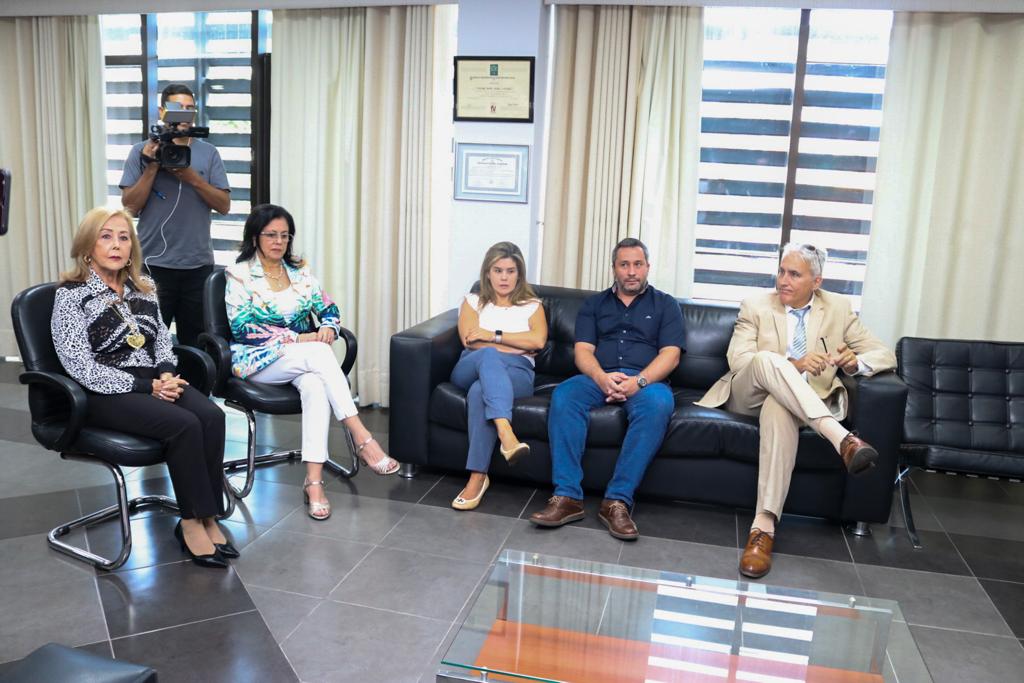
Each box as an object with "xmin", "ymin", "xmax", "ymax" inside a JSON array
[{"xmin": 530, "ymin": 238, "xmax": 685, "ymax": 539}]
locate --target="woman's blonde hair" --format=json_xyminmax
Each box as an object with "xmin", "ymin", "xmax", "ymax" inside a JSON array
[
  {"xmin": 477, "ymin": 241, "xmax": 536, "ymax": 308},
  {"xmin": 60, "ymin": 207, "xmax": 153, "ymax": 295}
]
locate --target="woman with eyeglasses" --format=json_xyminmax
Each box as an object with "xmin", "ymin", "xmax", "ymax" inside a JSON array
[{"xmin": 225, "ymin": 204, "xmax": 400, "ymax": 521}]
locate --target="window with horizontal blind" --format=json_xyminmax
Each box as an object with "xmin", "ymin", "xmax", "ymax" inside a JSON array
[
  {"xmin": 694, "ymin": 8, "xmax": 892, "ymax": 309},
  {"xmin": 100, "ymin": 11, "xmax": 271, "ymax": 267}
]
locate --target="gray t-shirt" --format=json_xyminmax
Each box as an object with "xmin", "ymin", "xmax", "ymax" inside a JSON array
[{"xmin": 119, "ymin": 139, "xmax": 230, "ymax": 270}]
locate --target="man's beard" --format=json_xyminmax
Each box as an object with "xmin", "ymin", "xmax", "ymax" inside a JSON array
[{"xmin": 617, "ymin": 277, "xmax": 647, "ymax": 293}]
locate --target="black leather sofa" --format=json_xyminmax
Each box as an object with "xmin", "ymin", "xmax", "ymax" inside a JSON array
[
  {"xmin": 390, "ymin": 284, "xmax": 909, "ymax": 525},
  {"xmin": 895, "ymin": 337, "xmax": 1024, "ymax": 545}
]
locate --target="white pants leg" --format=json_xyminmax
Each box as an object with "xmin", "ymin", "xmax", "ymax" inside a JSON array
[{"xmin": 249, "ymin": 343, "xmax": 359, "ymax": 463}]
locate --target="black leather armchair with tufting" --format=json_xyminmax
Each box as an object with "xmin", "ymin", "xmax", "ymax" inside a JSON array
[
  {"xmin": 390, "ymin": 283, "xmax": 909, "ymax": 527},
  {"xmin": 896, "ymin": 337, "xmax": 1024, "ymax": 547}
]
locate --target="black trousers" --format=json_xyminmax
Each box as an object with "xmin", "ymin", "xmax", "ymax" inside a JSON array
[
  {"xmin": 146, "ymin": 264, "xmax": 214, "ymax": 348},
  {"xmin": 86, "ymin": 382, "xmax": 226, "ymax": 519}
]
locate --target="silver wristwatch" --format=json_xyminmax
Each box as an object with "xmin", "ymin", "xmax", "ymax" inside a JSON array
[{"xmin": 637, "ymin": 375, "xmax": 649, "ymax": 388}]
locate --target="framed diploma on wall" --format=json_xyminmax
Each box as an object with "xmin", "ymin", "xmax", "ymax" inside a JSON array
[
  {"xmin": 454, "ymin": 143, "xmax": 530, "ymax": 203},
  {"xmin": 454, "ymin": 56, "xmax": 535, "ymax": 123}
]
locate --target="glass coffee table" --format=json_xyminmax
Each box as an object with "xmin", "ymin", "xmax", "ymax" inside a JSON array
[{"xmin": 438, "ymin": 550, "xmax": 932, "ymax": 682}]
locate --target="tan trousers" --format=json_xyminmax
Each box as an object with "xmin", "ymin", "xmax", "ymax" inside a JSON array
[{"xmin": 725, "ymin": 351, "xmax": 835, "ymax": 518}]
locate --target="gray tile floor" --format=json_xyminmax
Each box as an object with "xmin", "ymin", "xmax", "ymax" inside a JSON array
[{"xmin": 0, "ymin": 360, "xmax": 1023, "ymax": 681}]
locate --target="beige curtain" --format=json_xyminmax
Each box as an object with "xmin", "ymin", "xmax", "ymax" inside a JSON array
[
  {"xmin": 541, "ymin": 4, "xmax": 702, "ymax": 295},
  {"xmin": 0, "ymin": 16, "xmax": 105, "ymax": 355},
  {"xmin": 271, "ymin": 5, "xmax": 455, "ymax": 405},
  {"xmin": 860, "ymin": 12, "xmax": 1024, "ymax": 345}
]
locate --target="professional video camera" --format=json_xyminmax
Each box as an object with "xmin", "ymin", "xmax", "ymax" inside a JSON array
[{"xmin": 148, "ymin": 103, "xmax": 209, "ymax": 169}]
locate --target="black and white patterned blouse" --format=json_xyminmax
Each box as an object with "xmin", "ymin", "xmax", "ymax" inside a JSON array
[{"xmin": 51, "ymin": 270, "xmax": 177, "ymax": 394}]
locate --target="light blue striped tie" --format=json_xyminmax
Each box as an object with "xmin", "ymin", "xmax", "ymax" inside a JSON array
[{"xmin": 791, "ymin": 307, "xmax": 809, "ymax": 358}]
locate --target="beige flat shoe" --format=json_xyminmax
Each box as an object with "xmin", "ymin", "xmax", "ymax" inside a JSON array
[
  {"xmin": 452, "ymin": 475, "xmax": 489, "ymax": 511},
  {"xmin": 499, "ymin": 441, "xmax": 530, "ymax": 466}
]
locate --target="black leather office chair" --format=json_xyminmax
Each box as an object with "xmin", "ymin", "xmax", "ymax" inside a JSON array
[
  {"xmin": 896, "ymin": 336, "xmax": 1024, "ymax": 548},
  {"xmin": 199, "ymin": 269, "xmax": 359, "ymax": 502},
  {"xmin": 10, "ymin": 283, "xmax": 217, "ymax": 570}
]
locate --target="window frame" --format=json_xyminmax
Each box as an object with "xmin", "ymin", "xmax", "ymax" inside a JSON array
[{"xmin": 101, "ymin": 11, "xmax": 272, "ymax": 229}]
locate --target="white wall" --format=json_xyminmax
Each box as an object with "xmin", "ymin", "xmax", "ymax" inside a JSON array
[{"xmin": 445, "ymin": 0, "xmax": 550, "ymax": 310}]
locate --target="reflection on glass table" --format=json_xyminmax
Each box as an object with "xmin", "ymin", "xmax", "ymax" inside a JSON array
[{"xmin": 438, "ymin": 550, "xmax": 932, "ymax": 683}]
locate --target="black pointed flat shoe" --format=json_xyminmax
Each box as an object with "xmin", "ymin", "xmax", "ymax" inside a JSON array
[
  {"xmin": 214, "ymin": 542, "xmax": 240, "ymax": 559},
  {"xmin": 174, "ymin": 520, "xmax": 228, "ymax": 568}
]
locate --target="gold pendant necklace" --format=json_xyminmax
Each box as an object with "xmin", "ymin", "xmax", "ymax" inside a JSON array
[{"xmin": 110, "ymin": 300, "xmax": 146, "ymax": 350}]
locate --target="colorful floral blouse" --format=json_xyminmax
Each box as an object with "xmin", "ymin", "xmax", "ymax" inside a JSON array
[{"xmin": 224, "ymin": 258, "xmax": 342, "ymax": 378}]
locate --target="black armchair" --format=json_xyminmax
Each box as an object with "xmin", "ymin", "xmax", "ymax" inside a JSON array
[
  {"xmin": 199, "ymin": 268, "xmax": 360, "ymax": 500},
  {"xmin": 10, "ymin": 283, "xmax": 217, "ymax": 570},
  {"xmin": 896, "ymin": 337, "xmax": 1024, "ymax": 548}
]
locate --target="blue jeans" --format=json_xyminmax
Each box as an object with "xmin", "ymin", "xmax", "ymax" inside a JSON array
[
  {"xmin": 548, "ymin": 372, "xmax": 675, "ymax": 507},
  {"xmin": 451, "ymin": 347, "xmax": 536, "ymax": 472}
]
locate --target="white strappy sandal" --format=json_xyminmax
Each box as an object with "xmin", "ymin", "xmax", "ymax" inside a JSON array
[
  {"xmin": 302, "ymin": 478, "xmax": 331, "ymax": 520},
  {"xmin": 355, "ymin": 436, "xmax": 401, "ymax": 475}
]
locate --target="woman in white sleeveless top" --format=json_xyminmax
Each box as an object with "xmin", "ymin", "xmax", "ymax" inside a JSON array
[{"xmin": 449, "ymin": 242, "xmax": 548, "ymax": 510}]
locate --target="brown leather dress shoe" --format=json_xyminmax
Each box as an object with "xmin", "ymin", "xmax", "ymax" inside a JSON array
[
  {"xmin": 598, "ymin": 499, "xmax": 639, "ymax": 540},
  {"xmin": 740, "ymin": 528, "xmax": 774, "ymax": 579},
  {"xmin": 839, "ymin": 432, "xmax": 879, "ymax": 474},
  {"xmin": 529, "ymin": 496, "xmax": 585, "ymax": 527}
]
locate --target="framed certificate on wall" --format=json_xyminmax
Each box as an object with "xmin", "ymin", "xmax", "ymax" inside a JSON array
[
  {"xmin": 454, "ymin": 143, "xmax": 529, "ymax": 203},
  {"xmin": 454, "ymin": 56, "xmax": 535, "ymax": 123}
]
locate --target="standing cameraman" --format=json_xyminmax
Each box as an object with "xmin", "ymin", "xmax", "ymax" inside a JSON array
[{"xmin": 120, "ymin": 83, "xmax": 231, "ymax": 348}]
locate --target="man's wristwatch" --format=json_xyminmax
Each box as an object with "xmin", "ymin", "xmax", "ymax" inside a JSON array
[
  {"xmin": 636, "ymin": 375, "xmax": 649, "ymax": 388},
  {"xmin": 494, "ymin": 330, "xmax": 503, "ymax": 344}
]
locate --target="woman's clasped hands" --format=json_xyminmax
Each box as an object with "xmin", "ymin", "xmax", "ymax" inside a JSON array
[{"xmin": 152, "ymin": 374, "xmax": 189, "ymax": 402}]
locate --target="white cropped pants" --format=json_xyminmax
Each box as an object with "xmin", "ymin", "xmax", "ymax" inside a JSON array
[{"xmin": 249, "ymin": 342, "xmax": 358, "ymax": 463}]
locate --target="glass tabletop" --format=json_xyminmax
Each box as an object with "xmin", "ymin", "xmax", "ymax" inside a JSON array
[{"xmin": 438, "ymin": 550, "xmax": 932, "ymax": 683}]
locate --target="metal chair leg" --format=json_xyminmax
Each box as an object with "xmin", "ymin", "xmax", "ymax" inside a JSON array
[
  {"xmin": 222, "ymin": 402, "xmax": 360, "ymax": 495},
  {"xmin": 399, "ymin": 462, "xmax": 418, "ymax": 479},
  {"xmin": 47, "ymin": 455, "xmax": 178, "ymax": 571},
  {"xmin": 324, "ymin": 426, "xmax": 359, "ymax": 479},
  {"xmin": 896, "ymin": 466, "xmax": 922, "ymax": 549},
  {"xmin": 848, "ymin": 521, "xmax": 871, "ymax": 537}
]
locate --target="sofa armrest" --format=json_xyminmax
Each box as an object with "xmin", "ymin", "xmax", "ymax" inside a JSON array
[
  {"xmin": 840, "ymin": 371, "xmax": 909, "ymax": 523},
  {"xmin": 388, "ymin": 308, "xmax": 463, "ymax": 465}
]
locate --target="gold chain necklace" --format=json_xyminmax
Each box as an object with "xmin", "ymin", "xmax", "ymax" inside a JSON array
[{"xmin": 109, "ymin": 300, "xmax": 146, "ymax": 350}]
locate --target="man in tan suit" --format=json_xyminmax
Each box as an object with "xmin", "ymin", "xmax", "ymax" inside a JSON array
[{"xmin": 697, "ymin": 243, "xmax": 896, "ymax": 579}]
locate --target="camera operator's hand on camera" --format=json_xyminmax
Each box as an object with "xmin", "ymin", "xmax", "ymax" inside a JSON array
[
  {"xmin": 166, "ymin": 167, "xmax": 200, "ymax": 186},
  {"xmin": 141, "ymin": 140, "xmax": 160, "ymax": 164}
]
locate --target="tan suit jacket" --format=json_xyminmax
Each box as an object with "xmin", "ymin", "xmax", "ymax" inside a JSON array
[{"xmin": 696, "ymin": 289, "xmax": 896, "ymax": 420}]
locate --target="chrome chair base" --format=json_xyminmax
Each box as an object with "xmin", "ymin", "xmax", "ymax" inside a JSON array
[
  {"xmin": 895, "ymin": 465, "xmax": 923, "ymax": 549},
  {"xmin": 222, "ymin": 400, "xmax": 359, "ymax": 502},
  {"xmin": 48, "ymin": 454, "xmax": 179, "ymax": 571}
]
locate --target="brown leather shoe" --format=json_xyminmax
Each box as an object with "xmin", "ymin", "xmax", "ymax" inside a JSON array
[
  {"xmin": 598, "ymin": 499, "xmax": 639, "ymax": 540},
  {"xmin": 740, "ymin": 528, "xmax": 774, "ymax": 579},
  {"xmin": 839, "ymin": 432, "xmax": 879, "ymax": 474},
  {"xmin": 529, "ymin": 496, "xmax": 585, "ymax": 527}
]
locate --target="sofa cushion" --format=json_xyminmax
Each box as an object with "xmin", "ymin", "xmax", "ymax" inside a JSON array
[
  {"xmin": 430, "ymin": 383, "xmax": 629, "ymax": 447},
  {"xmin": 670, "ymin": 303, "xmax": 736, "ymax": 391},
  {"xmin": 660, "ymin": 404, "xmax": 841, "ymax": 470},
  {"xmin": 431, "ymin": 381, "xmax": 842, "ymax": 470}
]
